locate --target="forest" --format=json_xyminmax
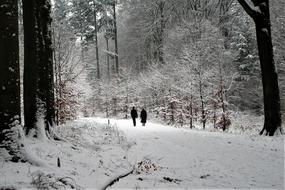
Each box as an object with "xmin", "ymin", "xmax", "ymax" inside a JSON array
[
  {"xmin": 35, "ymin": 0, "xmax": 284, "ymax": 133},
  {"xmin": 0, "ymin": 0, "xmax": 284, "ymax": 189}
]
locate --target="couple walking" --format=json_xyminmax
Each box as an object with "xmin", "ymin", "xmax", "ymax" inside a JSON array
[{"xmin": 131, "ymin": 107, "xmax": 147, "ymax": 127}]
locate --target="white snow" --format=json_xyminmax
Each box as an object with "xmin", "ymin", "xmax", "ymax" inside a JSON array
[
  {"xmin": 95, "ymin": 118, "xmax": 285, "ymax": 189},
  {"xmin": 0, "ymin": 117, "xmax": 284, "ymax": 189},
  {"xmin": 8, "ymin": 67, "xmax": 14, "ymax": 72}
]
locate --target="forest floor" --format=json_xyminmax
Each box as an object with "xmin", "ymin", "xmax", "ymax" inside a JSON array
[{"xmin": 0, "ymin": 117, "xmax": 284, "ymax": 189}]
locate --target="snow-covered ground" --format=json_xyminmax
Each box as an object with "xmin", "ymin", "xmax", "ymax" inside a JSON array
[{"xmin": 0, "ymin": 117, "xmax": 284, "ymax": 189}]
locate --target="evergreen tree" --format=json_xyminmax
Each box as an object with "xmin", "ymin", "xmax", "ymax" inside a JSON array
[{"xmin": 70, "ymin": 0, "xmax": 104, "ymax": 79}]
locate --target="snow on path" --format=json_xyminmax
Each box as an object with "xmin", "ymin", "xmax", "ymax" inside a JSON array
[{"xmin": 92, "ymin": 117, "xmax": 284, "ymax": 189}]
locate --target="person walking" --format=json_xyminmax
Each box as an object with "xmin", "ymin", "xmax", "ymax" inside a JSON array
[
  {"xmin": 131, "ymin": 107, "xmax": 138, "ymax": 126},
  {"xmin": 140, "ymin": 108, "xmax": 147, "ymax": 126}
]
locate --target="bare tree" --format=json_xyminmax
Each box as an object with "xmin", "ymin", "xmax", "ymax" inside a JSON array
[{"xmin": 237, "ymin": 0, "xmax": 282, "ymax": 136}]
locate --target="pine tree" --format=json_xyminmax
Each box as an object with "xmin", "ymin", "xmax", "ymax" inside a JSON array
[{"xmin": 70, "ymin": 0, "xmax": 104, "ymax": 79}]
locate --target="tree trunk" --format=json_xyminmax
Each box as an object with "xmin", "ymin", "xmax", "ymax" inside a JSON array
[
  {"xmin": 105, "ymin": 93, "xmax": 109, "ymax": 118},
  {"xmin": 0, "ymin": 0, "xmax": 25, "ymax": 162},
  {"xmin": 58, "ymin": 45, "xmax": 62, "ymax": 124},
  {"xmin": 256, "ymin": 19, "xmax": 281, "ymax": 136},
  {"xmin": 53, "ymin": 29, "xmax": 60, "ymax": 125},
  {"xmin": 199, "ymin": 77, "xmax": 206, "ymax": 130},
  {"xmin": 113, "ymin": 97, "xmax": 117, "ymax": 116},
  {"xmin": 23, "ymin": 0, "xmax": 56, "ymax": 137},
  {"xmin": 237, "ymin": 0, "xmax": 282, "ymax": 136},
  {"xmin": 106, "ymin": 37, "xmax": 110, "ymax": 82},
  {"xmin": 218, "ymin": 60, "xmax": 227, "ymax": 131},
  {"xmin": 23, "ymin": 0, "xmax": 39, "ymax": 135},
  {"xmin": 190, "ymin": 94, "xmax": 193, "ymax": 129},
  {"xmin": 113, "ymin": 2, "xmax": 119, "ymax": 75},
  {"xmin": 125, "ymin": 85, "xmax": 129, "ymax": 119},
  {"xmin": 39, "ymin": 0, "xmax": 56, "ymax": 130},
  {"xmin": 158, "ymin": 1, "xmax": 165, "ymax": 64},
  {"xmin": 170, "ymin": 101, "xmax": 175, "ymax": 125},
  {"xmin": 213, "ymin": 100, "xmax": 217, "ymax": 129},
  {"xmin": 93, "ymin": 7, "xmax": 100, "ymax": 79}
]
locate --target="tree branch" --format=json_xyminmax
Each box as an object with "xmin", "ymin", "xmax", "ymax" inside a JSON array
[{"xmin": 236, "ymin": 0, "xmax": 258, "ymax": 19}]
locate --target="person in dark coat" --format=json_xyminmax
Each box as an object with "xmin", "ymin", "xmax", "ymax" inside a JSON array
[
  {"xmin": 140, "ymin": 108, "xmax": 147, "ymax": 126},
  {"xmin": 131, "ymin": 107, "xmax": 138, "ymax": 126}
]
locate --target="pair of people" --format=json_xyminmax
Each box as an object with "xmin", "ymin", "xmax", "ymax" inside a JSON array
[{"xmin": 131, "ymin": 107, "xmax": 147, "ymax": 127}]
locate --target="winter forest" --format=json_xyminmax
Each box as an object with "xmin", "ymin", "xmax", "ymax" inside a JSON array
[{"xmin": 0, "ymin": 0, "xmax": 284, "ymax": 189}]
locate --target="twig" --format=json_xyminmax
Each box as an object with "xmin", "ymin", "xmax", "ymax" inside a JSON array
[{"xmin": 101, "ymin": 168, "xmax": 134, "ymax": 190}]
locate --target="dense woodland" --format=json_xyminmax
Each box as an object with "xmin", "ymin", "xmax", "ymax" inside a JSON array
[
  {"xmin": 51, "ymin": 0, "xmax": 284, "ymax": 132},
  {"xmin": 0, "ymin": 0, "xmax": 284, "ymax": 162}
]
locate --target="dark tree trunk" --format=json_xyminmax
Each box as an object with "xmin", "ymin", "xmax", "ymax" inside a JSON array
[
  {"xmin": 57, "ymin": 38, "xmax": 63, "ymax": 125},
  {"xmin": 237, "ymin": 0, "xmax": 282, "ymax": 136},
  {"xmin": 199, "ymin": 77, "xmax": 206, "ymax": 130},
  {"xmin": 170, "ymin": 101, "xmax": 175, "ymax": 125},
  {"xmin": 93, "ymin": 6, "xmax": 100, "ymax": 79},
  {"xmin": 113, "ymin": 2, "xmax": 119, "ymax": 75},
  {"xmin": 189, "ymin": 94, "xmax": 193, "ymax": 129},
  {"xmin": 113, "ymin": 97, "xmax": 117, "ymax": 116},
  {"xmin": 106, "ymin": 37, "xmax": 110, "ymax": 82},
  {"xmin": 256, "ymin": 18, "xmax": 281, "ymax": 136},
  {"xmin": 125, "ymin": 96, "xmax": 129, "ymax": 119},
  {"xmin": 213, "ymin": 100, "xmax": 217, "ymax": 129},
  {"xmin": 39, "ymin": 0, "xmax": 56, "ymax": 130},
  {"xmin": 36, "ymin": 0, "xmax": 47, "ymax": 128},
  {"xmin": 218, "ymin": 60, "xmax": 227, "ymax": 131},
  {"xmin": 23, "ymin": 0, "xmax": 56, "ymax": 137},
  {"xmin": 0, "ymin": 0, "xmax": 25, "ymax": 162},
  {"xmin": 158, "ymin": 1, "xmax": 165, "ymax": 64},
  {"xmin": 23, "ymin": 0, "xmax": 39, "ymax": 135}
]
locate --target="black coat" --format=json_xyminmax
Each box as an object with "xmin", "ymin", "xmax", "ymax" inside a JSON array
[
  {"xmin": 131, "ymin": 109, "xmax": 138, "ymax": 119},
  {"xmin": 140, "ymin": 109, "xmax": 147, "ymax": 123}
]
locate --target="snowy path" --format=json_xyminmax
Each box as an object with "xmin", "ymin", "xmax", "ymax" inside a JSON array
[
  {"xmin": 1, "ymin": 117, "xmax": 283, "ymax": 189},
  {"xmin": 93, "ymin": 117, "xmax": 284, "ymax": 189}
]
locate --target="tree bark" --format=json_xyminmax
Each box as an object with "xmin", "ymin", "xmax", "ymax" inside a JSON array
[
  {"xmin": 93, "ymin": 5, "xmax": 100, "ymax": 79},
  {"xmin": 39, "ymin": 0, "xmax": 56, "ymax": 130},
  {"xmin": 23, "ymin": 0, "xmax": 56, "ymax": 137},
  {"xmin": 189, "ymin": 94, "xmax": 193, "ymax": 129},
  {"xmin": 218, "ymin": 60, "xmax": 227, "ymax": 131},
  {"xmin": 23, "ymin": 0, "xmax": 39, "ymax": 135},
  {"xmin": 158, "ymin": 0, "xmax": 165, "ymax": 64},
  {"xmin": 0, "ymin": 0, "xmax": 25, "ymax": 162},
  {"xmin": 113, "ymin": 2, "xmax": 119, "ymax": 75},
  {"xmin": 106, "ymin": 37, "xmax": 110, "ymax": 82},
  {"xmin": 52, "ymin": 29, "xmax": 60, "ymax": 125},
  {"xmin": 199, "ymin": 76, "xmax": 206, "ymax": 130},
  {"xmin": 237, "ymin": 0, "xmax": 282, "ymax": 136}
]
